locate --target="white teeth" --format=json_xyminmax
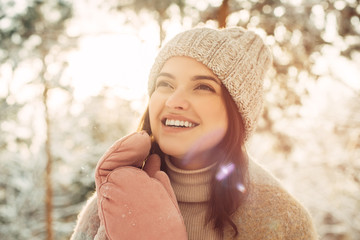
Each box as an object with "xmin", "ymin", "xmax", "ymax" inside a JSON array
[{"xmin": 165, "ymin": 119, "xmax": 196, "ymax": 128}]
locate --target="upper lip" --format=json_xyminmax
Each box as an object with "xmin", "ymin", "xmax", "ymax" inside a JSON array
[{"xmin": 161, "ymin": 114, "xmax": 199, "ymax": 126}]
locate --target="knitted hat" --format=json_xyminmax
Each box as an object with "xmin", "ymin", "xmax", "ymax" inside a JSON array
[{"xmin": 148, "ymin": 27, "xmax": 272, "ymax": 140}]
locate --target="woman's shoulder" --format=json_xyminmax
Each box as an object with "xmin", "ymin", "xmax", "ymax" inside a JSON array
[
  {"xmin": 226, "ymin": 158, "xmax": 318, "ymax": 240},
  {"xmin": 246, "ymin": 159, "xmax": 314, "ymax": 225}
]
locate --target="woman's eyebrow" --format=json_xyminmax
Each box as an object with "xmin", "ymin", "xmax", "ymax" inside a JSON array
[
  {"xmin": 156, "ymin": 72, "xmax": 175, "ymax": 79},
  {"xmin": 192, "ymin": 75, "xmax": 221, "ymax": 85},
  {"xmin": 156, "ymin": 73, "xmax": 221, "ymax": 85}
]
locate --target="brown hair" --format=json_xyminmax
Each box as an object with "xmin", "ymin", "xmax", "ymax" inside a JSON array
[{"xmin": 138, "ymin": 85, "xmax": 249, "ymax": 237}]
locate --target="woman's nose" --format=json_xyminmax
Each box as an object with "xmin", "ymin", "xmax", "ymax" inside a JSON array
[{"xmin": 165, "ymin": 89, "xmax": 190, "ymax": 110}]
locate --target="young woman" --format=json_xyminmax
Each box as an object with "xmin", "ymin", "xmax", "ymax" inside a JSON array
[{"xmin": 71, "ymin": 27, "xmax": 318, "ymax": 240}]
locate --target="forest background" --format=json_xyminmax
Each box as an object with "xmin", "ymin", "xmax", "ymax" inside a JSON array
[{"xmin": 0, "ymin": 0, "xmax": 359, "ymax": 239}]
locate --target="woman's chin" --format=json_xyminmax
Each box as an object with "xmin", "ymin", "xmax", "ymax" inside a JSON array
[{"xmin": 159, "ymin": 145, "xmax": 185, "ymax": 161}]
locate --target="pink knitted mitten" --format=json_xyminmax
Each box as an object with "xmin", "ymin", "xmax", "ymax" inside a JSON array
[{"xmin": 95, "ymin": 132, "xmax": 187, "ymax": 240}]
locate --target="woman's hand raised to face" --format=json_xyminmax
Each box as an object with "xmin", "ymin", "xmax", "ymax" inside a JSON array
[
  {"xmin": 97, "ymin": 154, "xmax": 188, "ymax": 240},
  {"xmin": 94, "ymin": 132, "xmax": 188, "ymax": 240}
]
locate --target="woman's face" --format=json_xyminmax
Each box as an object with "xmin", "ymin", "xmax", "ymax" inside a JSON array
[{"xmin": 149, "ymin": 56, "xmax": 228, "ymax": 170}]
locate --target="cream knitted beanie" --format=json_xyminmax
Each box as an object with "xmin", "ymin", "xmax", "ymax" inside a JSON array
[{"xmin": 148, "ymin": 27, "xmax": 272, "ymax": 140}]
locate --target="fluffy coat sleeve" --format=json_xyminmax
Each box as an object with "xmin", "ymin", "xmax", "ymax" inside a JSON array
[{"xmin": 70, "ymin": 193, "xmax": 106, "ymax": 240}]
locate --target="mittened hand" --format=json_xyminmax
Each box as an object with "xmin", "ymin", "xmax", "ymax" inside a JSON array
[
  {"xmin": 95, "ymin": 131, "xmax": 151, "ymax": 187},
  {"xmin": 97, "ymin": 154, "xmax": 188, "ymax": 240}
]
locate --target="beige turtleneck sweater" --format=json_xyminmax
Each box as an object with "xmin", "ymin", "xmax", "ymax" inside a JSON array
[{"xmin": 165, "ymin": 158, "xmax": 221, "ymax": 240}]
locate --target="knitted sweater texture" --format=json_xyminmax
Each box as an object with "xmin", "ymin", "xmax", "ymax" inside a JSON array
[{"xmin": 71, "ymin": 158, "xmax": 318, "ymax": 240}]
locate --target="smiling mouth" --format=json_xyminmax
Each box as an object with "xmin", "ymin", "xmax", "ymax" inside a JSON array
[{"xmin": 162, "ymin": 118, "xmax": 199, "ymax": 128}]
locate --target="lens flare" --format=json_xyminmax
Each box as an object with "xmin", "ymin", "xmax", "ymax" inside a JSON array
[
  {"xmin": 237, "ymin": 183, "xmax": 246, "ymax": 193},
  {"xmin": 216, "ymin": 163, "xmax": 235, "ymax": 181}
]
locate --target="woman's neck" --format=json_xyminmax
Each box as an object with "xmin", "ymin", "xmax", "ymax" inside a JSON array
[{"xmin": 169, "ymin": 155, "xmax": 217, "ymax": 170}]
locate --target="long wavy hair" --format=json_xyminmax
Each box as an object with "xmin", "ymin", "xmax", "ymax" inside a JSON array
[{"xmin": 138, "ymin": 85, "xmax": 249, "ymax": 237}]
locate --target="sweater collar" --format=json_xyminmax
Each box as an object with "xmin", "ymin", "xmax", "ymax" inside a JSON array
[{"xmin": 164, "ymin": 156, "xmax": 216, "ymax": 203}]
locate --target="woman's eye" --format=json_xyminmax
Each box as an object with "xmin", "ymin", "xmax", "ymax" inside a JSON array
[
  {"xmin": 195, "ymin": 84, "xmax": 215, "ymax": 92},
  {"xmin": 156, "ymin": 80, "xmax": 172, "ymax": 89}
]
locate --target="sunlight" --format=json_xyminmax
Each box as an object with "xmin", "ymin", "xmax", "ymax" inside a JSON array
[
  {"xmin": 66, "ymin": 30, "xmax": 158, "ymax": 102},
  {"xmin": 1, "ymin": 1, "xmax": 359, "ymax": 239},
  {"xmin": 64, "ymin": 0, "xmax": 160, "ymax": 102}
]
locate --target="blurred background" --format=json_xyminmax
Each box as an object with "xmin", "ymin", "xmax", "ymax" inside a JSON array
[{"xmin": 0, "ymin": 0, "xmax": 359, "ymax": 239}]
